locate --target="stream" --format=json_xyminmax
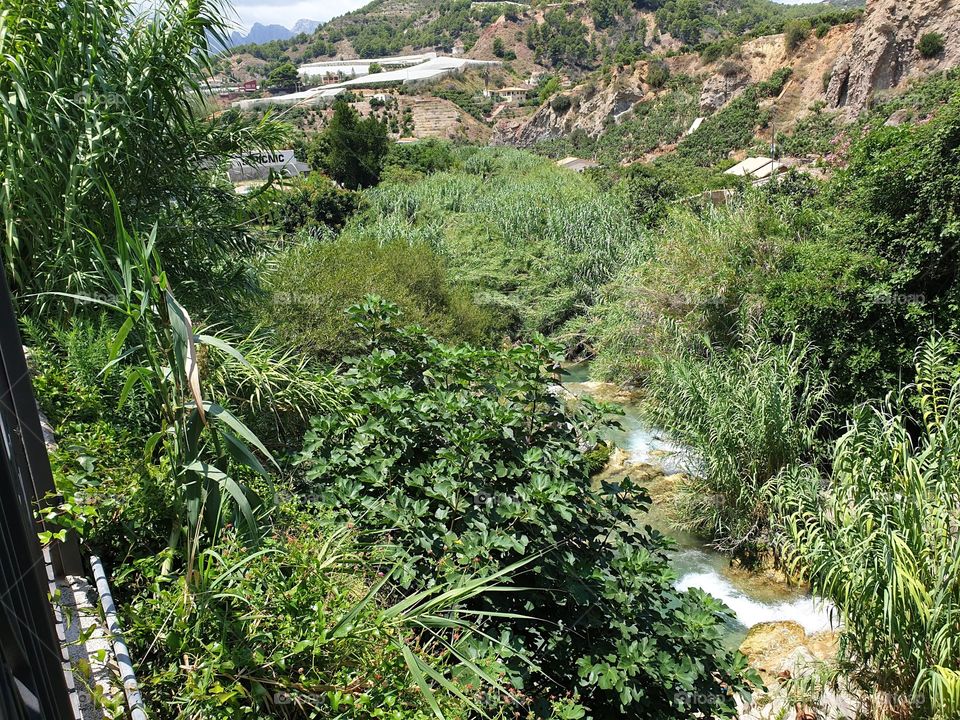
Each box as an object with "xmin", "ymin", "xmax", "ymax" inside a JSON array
[{"xmin": 562, "ymin": 364, "xmax": 834, "ymax": 647}]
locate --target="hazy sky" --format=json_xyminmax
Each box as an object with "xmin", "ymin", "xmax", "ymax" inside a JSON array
[
  {"xmin": 229, "ymin": 0, "xmax": 828, "ymax": 32},
  {"xmin": 229, "ymin": 0, "xmax": 367, "ymax": 30}
]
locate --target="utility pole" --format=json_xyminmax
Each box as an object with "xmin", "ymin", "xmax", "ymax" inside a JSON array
[{"xmin": 770, "ymin": 112, "xmax": 777, "ymax": 159}]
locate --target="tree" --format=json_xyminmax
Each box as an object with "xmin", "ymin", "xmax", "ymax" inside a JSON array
[
  {"xmin": 492, "ymin": 37, "xmax": 506, "ymax": 57},
  {"xmin": 267, "ymin": 61, "xmax": 299, "ymax": 90},
  {"xmin": 368, "ymin": 61, "xmax": 383, "ymax": 73},
  {"xmin": 313, "ymin": 100, "xmax": 390, "ymax": 189}
]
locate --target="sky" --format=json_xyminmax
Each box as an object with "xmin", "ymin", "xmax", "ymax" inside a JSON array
[
  {"xmin": 228, "ymin": 0, "xmax": 367, "ymax": 30},
  {"xmin": 228, "ymin": 0, "xmax": 831, "ymax": 33}
]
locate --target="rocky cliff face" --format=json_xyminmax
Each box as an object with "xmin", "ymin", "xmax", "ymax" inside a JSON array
[
  {"xmin": 495, "ymin": 64, "xmax": 654, "ymax": 147},
  {"xmin": 827, "ymin": 0, "xmax": 960, "ymax": 113}
]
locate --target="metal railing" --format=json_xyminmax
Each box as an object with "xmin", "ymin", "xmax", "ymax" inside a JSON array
[{"xmin": 0, "ymin": 267, "xmax": 80, "ymax": 720}]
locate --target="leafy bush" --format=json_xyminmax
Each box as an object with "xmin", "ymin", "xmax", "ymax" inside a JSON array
[
  {"xmin": 824, "ymin": 95, "xmax": 960, "ymax": 401},
  {"xmin": 588, "ymin": 192, "xmax": 866, "ymax": 383},
  {"xmin": 297, "ymin": 299, "xmax": 759, "ymax": 718},
  {"xmin": 756, "ymin": 66, "xmax": 793, "ymax": 97},
  {"xmin": 615, "ymin": 162, "xmax": 682, "ymax": 226},
  {"xmin": 385, "ymin": 139, "xmax": 458, "ymax": 175},
  {"xmin": 262, "ymin": 238, "xmax": 498, "ymax": 360},
  {"xmin": 645, "ymin": 60, "xmax": 670, "ymax": 89},
  {"xmin": 778, "ymin": 108, "xmax": 839, "ymax": 156},
  {"xmin": 917, "ymin": 31, "xmax": 945, "ymax": 59},
  {"xmin": 550, "ymin": 94, "xmax": 572, "ymax": 113},
  {"xmin": 783, "ymin": 19, "xmax": 810, "ymax": 52},
  {"xmin": 777, "ymin": 336, "xmax": 960, "ymax": 717},
  {"xmin": 643, "ymin": 325, "xmax": 830, "ymax": 555},
  {"xmin": 274, "ymin": 175, "xmax": 360, "ymax": 234}
]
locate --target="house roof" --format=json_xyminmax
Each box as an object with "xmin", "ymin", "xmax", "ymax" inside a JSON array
[
  {"xmin": 556, "ymin": 157, "xmax": 599, "ymax": 171},
  {"xmin": 724, "ymin": 156, "xmax": 784, "ymax": 179}
]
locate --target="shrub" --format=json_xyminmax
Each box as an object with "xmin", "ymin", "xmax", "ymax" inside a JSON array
[
  {"xmin": 757, "ymin": 67, "xmax": 793, "ymax": 97},
  {"xmin": 274, "ymin": 174, "xmax": 360, "ymax": 234},
  {"xmin": 917, "ymin": 31, "xmax": 945, "ymax": 58},
  {"xmin": 385, "ymin": 138, "xmax": 458, "ymax": 175},
  {"xmin": 126, "ymin": 508, "xmax": 497, "ymax": 719},
  {"xmin": 778, "ymin": 108, "xmax": 839, "ymax": 156},
  {"xmin": 616, "ymin": 162, "xmax": 682, "ymax": 226},
  {"xmin": 550, "ymin": 94, "xmax": 572, "ymax": 113},
  {"xmin": 262, "ymin": 238, "xmax": 498, "ymax": 360},
  {"xmin": 783, "ymin": 19, "xmax": 810, "ymax": 52},
  {"xmin": 297, "ymin": 299, "xmax": 759, "ymax": 719},
  {"xmin": 646, "ymin": 60, "xmax": 670, "ymax": 89},
  {"xmin": 778, "ymin": 336, "xmax": 960, "ymax": 717}
]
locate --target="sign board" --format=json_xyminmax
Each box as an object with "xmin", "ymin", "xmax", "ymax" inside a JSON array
[
  {"xmin": 227, "ymin": 150, "xmax": 310, "ymax": 182},
  {"xmin": 243, "ymin": 80, "xmax": 258, "ymax": 92}
]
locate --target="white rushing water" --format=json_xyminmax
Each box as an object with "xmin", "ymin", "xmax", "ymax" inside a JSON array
[
  {"xmin": 624, "ymin": 431, "xmax": 837, "ymax": 635},
  {"xmin": 675, "ymin": 557, "xmax": 836, "ymax": 634}
]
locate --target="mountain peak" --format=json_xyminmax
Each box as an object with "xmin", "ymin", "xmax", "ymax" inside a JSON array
[{"xmin": 292, "ymin": 19, "xmax": 321, "ymax": 35}]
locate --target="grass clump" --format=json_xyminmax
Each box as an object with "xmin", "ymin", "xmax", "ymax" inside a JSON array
[
  {"xmin": 262, "ymin": 237, "xmax": 499, "ymax": 360},
  {"xmin": 643, "ymin": 326, "xmax": 829, "ymax": 555}
]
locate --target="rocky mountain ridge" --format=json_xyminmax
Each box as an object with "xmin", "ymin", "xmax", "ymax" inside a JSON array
[
  {"xmin": 496, "ymin": 0, "xmax": 958, "ymax": 155},
  {"xmin": 826, "ymin": 0, "xmax": 960, "ymax": 113}
]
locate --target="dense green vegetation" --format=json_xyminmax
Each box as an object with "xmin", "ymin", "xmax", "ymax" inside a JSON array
[
  {"xmin": 340, "ymin": 147, "xmax": 644, "ymax": 337},
  {"xmin": 583, "ymin": 71, "xmax": 960, "ymax": 716},
  {"xmin": 643, "ymin": 328, "xmax": 830, "ymax": 554},
  {"xmin": 297, "ymin": 300, "xmax": 758, "ymax": 718},
  {"xmin": 533, "ymin": 75, "xmax": 700, "ymax": 164},
  {"xmin": 777, "ymin": 336, "xmax": 960, "ymax": 716},
  {"xmin": 918, "ymin": 31, "xmax": 945, "ymax": 59},
  {"xmin": 0, "ymin": 0, "xmax": 286, "ymax": 307},
  {"xmin": 13, "ymin": 0, "xmax": 960, "ymax": 716},
  {"xmin": 4, "ymin": 1, "xmax": 780, "ymax": 718},
  {"xmin": 309, "ymin": 100, "xmax": 391, "ymax": 189}
]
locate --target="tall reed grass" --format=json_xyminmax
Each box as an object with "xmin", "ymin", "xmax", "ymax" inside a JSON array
[
  {"xmin": 0, "ymin": 0, "xmax": 286, "ymax": 305},
  {"xmin": 346, "ymin": 148, "xmax": 646, "ymax": 335},
  {"xmin": 778, "ymin": 335, "xmax": 960, "ymax": 716},
  {"xmin": 644, "ymin": 324, "xmax": 830, "ymax": 554}
]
